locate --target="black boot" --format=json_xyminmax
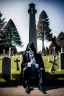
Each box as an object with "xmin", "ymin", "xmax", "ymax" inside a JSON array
[
  {"xmin": 39, "ymin": 83, "xmax": 43, "ymax": 92},
  {"xmin": 25, "ymin": 81, "xmax": 30, "ymax": 94}
]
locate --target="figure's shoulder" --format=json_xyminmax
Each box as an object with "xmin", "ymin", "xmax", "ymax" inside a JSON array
[
  {"xmin": 22, "ymin": 52, "xmax": 26, "ymax": 60},
  {"xmin": 22, "ymin": 51, "xmax": 26, "ymax": 57},
  {"xmin": 37, "ymin": 53, "xmax": 42, "ymax": 58}
]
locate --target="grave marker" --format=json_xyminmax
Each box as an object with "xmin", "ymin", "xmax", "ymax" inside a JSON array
[
  {"xmin": 3, "ymin": 49, "xmax": 5, "ymax": 56},
  {"xmin": 55, "ymin": 53, "xmax": 57, "ymax": 60},
  {"xmin": 48, "ymin": 57, "xmax": 50, "ymax": 62},
  {"xmin": 14, "ymin": 59, "xmax": 20, "ymax": 70},
  {"xmin": 50, "ymin": 46, "xmax": 55, "ymax": 71},
  {"xmin": 2, "ymin": 57, "xmax": 11, "ymax": 79},
  {"xmin": 59, "ymin": 52, "xmax": 64, "ymax": 70},
  {"xmin": 9, "ymin": 47, "xmax": 11, "ymax": 57}
]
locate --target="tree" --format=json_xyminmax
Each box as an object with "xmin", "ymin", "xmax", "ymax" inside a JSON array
[
  {"xmin": 49, "ymin": 36, "xmax": 61, "ymax": 54},
  {"xmin": 0, "ymin": 12, "xmax": 6, "ymax": 53},
  {"xmin": 36, "ymin": 10, "xmax": 52, "ymax": 51},
  {"xmin": 56, "ymin": 32, "xmax": 64, "ymax": 47},
  {"xmin": 56, "ymin": 32, "xmax": 64, "ymax": 52},
  {"xmin": 4, "ymin": 19, "xmax": 23, "ymax": 47}
]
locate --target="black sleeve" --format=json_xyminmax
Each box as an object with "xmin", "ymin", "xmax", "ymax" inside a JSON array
[
  {"xmin": 36, "ymin": 53, "xmax": 45, "ymax": 69},
  {"xmin": 21, "ymin": 53, "xmax": 31, "ymax": 70},
  {"xmin": 21, "ymin": 54, "xmax": 26, "ymax": 71}
]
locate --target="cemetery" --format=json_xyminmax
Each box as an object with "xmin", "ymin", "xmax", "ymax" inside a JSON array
[
  {"xmin": 0, "ymin": 53, "xmax": 64, "ymax": 86},
  {"xmin": 0, "ymin": 1, "xmax": 64, "ymax": 95}
]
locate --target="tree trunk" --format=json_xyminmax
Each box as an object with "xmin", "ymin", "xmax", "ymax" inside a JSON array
[
  {"xmin": 42, "ymin": 40, "xmax": 44, "ymax": 50},
  {"xmin": 42, "ymin": 40, "xmax": 44, "ymax": 56},
  {"xmin": 42, "ymin": 31, "xmax": 44, "ymax": 52}
]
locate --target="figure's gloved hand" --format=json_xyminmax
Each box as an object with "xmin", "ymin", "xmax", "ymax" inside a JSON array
[
  {"xmin": 23, "ymin": 67, "xmax": 26, "ymax": 71},
  {"xmin": 31, "ymin": 57, "xmax": 36, "ymax": 64},
  {"xmin": 35, "ymin": 63, "xmax": 39, "ymax": 68},
  {"xmin": 28, "ymin": 62, "xmax": 31, "ymax": 67}
]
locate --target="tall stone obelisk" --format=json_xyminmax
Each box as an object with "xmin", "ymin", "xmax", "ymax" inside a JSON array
[{"xmin": 28, "ymin": 3, "xmax": 37, "ymax": 50}]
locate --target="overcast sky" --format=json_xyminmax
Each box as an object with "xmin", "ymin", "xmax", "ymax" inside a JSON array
[{"xmin": 0, "ymin": 0, "xmax": 64, "ymax": 52}]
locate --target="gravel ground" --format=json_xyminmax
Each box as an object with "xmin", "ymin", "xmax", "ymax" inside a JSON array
[{"xmin": 0, "ymin": 86, "xmax": 64, "ymax": 96}]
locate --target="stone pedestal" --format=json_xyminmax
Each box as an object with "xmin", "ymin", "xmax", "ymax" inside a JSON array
[{"xmin": 28, "ymin": 3, "xmax": 37, "ymax": 50}]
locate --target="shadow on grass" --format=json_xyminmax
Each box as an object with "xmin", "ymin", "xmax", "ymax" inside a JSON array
[
  {"xmin": 42, "ymin": 85, "xmax": 64, "ymax": 94},
  {"xmin": 26, "ymin": 84, "xmax": 64, "ymax": 94}
]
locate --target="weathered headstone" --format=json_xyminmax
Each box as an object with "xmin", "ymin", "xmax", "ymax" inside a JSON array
[
  {"xmin": 48, "ymin": 57, "xmax": 50, "ymax": 62},
  {"xmin": 58, "ymin": 51, "xmax": 60, "ymax": 59},
  {"xmin": 3, "ymin": 49, "xmax": 5, "ymax": 56},
  {"xmin": 9, "ymin": 47, "xmax": 11, "ymax": 57},
  {"xmin": 14, "ymin": 59, "xmax": 20, "ymax": 70},
  {"xmin": 59, "ymin": 52, "xmax": 64, "ymax": 70},
  {"xmin": 61, "ymin": 47, "xmax": 64, "ymax": 53},
  {"xmin": 55, "ymin": 53, "xmax": 57, "ymax": 60},
  {"xmin": 50, "ymin": 46, "xmax": 55, "ymax": 71},
  {"xmin": 2, "ymin": 57, "xmax": 11, "ymax": 79}
]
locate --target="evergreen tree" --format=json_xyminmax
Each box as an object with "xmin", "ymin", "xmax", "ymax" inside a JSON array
[
  {"xmin": 0, "ymin": 12, "xmax": 6, "ymax": 31},
  {"xmin": 56, "ymin": 32, "xmax": 64, "ymax": 47},
  {"xmin": 0, "ymin": 12, "xmax": 6, "ymax": 53},
  {"xmin": 56, "ymin": 32, "xmax": 64, "ymax": 52},
  {"xmin": 36, "ymin": 10, "xmax": 52, "ymax": 51},
  {"xmin": 4, "ymin": 19, "xmax": 23, "ymax": 47},
  {"xmin": 49, "ymin": 36, "xmax": 61, "ymax": 54}
]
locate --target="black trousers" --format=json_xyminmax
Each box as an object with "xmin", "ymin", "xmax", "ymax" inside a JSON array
[{"xmin": 22, "ymin": 66, "xmax": 43, "ymax": 88}]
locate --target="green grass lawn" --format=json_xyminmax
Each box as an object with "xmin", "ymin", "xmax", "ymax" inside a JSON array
[{"xmin": 42, "ymin": 55, "xmax": 59, "ymax": 72}]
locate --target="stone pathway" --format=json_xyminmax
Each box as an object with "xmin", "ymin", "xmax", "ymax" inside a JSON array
[{"xmin": 0, "ymin": 86, "xmax": 64, "ymax": 96}]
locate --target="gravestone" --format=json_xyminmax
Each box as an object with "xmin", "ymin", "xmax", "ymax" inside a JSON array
[
  {"xmin": 55, "ymin": 53, "xmax": 57, "ymax": 60},
  {"xmin": 14, "ymin": 59, "xmax": 20, "ymax": 70},
  {"xmin": 58, "ymin": 51, "xmax": 60, "ymax": 59},
  {"xmin": 60, "ymin": 52, "xmax": 64, "ymax": 70},
  {"xmin": 50, "ymin": 46, "xmax": 56, "ymax": 71},
  {"xmin": 48, "ymin": 57, "xmax": 50, "ymax": 62},
  {"xmin": 2, "ymin": 57, "xmax": 11, "ymax": 79},
  {"xmin": 9, "ymin": 47, "xmax": 11, "ymax": 57},
  {"xmin": 3, "ymin": 49, "xmax": 5, "ymax": 56},
  {"xmin": 61, "ymin": 47, "xmax": 64, "ymax": 53}
]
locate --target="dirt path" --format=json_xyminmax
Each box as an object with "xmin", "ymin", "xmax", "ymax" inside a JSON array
[{"xmin": 0, "ymin": 86, "xmax": 64, "ymax": 96}]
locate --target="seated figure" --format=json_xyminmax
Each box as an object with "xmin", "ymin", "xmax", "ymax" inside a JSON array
[{"xmin": 21, "ymin": 42, "xmax": 45, "ymax": 93}]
